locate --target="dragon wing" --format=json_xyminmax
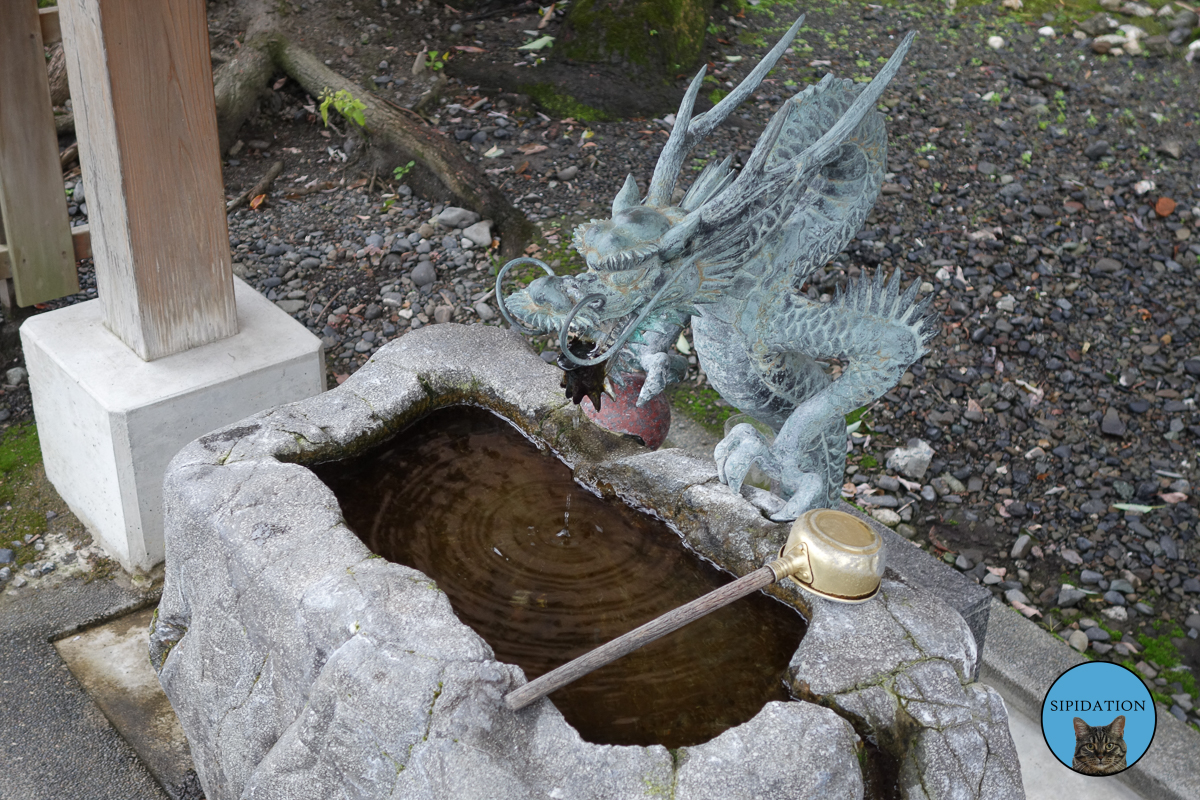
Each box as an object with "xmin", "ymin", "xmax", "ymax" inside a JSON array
[{"xmin": 663, "ymin": 32, "xmax": 915, "ymax": 304}]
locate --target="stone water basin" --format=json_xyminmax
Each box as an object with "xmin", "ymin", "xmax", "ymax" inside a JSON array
[
  {"xmin": 153, "ymin": 323, "xmax": 1024, "ymax": 800},
  {"xmin": 312, "ymin": 405, "xmax": 805, "ymax": 749}
]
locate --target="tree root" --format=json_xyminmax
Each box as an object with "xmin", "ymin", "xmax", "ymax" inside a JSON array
[
  {"xmin": 227, "ymin": 160, "xmax": 284, "ymax": 212},
  {"xmin": 213, "ymin": 33, "xmax": 535, "ymax": 257}
]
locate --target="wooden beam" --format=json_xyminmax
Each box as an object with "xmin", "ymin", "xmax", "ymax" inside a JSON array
[
  {"xmin": 39, "ymin": 7, "xmax": 62, "ymax": 45},
  {"xmin": 0, "ymin": 227, "xmax": 91, "ymax": 283},
  {"xmin": 58, "ymin": 0, "xmax": 236, "ymax": 361},
  {"xmin": 0, "ymin": 1, "xmax": 80, "ymax": 308},
  {"xmin": 71, "ymin": 224, "xmax": 91, "ymax": 262}
]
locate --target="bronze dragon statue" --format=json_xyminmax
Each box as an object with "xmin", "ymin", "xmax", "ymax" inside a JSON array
[{"xmin": 498, "ymin": 16, "xmax": 936, "ymax": 522}]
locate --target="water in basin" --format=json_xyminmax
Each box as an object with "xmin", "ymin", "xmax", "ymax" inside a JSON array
[{"xmin": 313, "ymin": 406, "xmax": 806, "ymax": 748}]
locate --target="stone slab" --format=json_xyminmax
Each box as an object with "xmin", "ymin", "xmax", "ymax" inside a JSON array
[
  {"xmin": 21, "ymin": 276, "xmax": 324, "ymax": 571},
  {"xmin": 55, "ymin": 606, "xmax": 193, "ymax": 794},
  {"xmin": 0, "ymin": 576, "xmax": 169, "ymax": 800}
]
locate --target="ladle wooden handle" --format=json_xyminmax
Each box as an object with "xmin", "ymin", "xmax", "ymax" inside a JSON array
[{"xmin": 503, "ymin": 565, "xmax": 777, "ymax": 711}]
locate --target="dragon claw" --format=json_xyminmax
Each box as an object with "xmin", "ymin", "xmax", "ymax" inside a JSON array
[
  {"xmin": 767, "ymin": 473, "xmax": 826, "ymax": 522},
  {"xmin": 714, "ymin": 423, "xmax": 777, "ymax": 494}
]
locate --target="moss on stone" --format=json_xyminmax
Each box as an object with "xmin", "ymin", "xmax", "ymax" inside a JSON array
[
  {"xmin": 559, "ymin": 0, "xmax": 713, "ymax": 79},
  {"xmin": 522, "ymin": 83, "xmax": 611, "ymax": 122}
]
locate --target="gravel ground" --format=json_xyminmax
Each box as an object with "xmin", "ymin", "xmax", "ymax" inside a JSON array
[{"xmin": 4, "ymin": 0, "xmax": 1200, "ymax": 730}]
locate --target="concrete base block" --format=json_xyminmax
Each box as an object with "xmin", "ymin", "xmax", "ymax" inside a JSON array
[{"xmin": 21, "ymin": 278, "xmax": 324, "ymax": 571}]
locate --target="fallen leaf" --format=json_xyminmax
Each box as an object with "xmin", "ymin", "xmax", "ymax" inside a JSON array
[
  {"xmin": 272, "ymin": 77, "xmax": 287, "ymax": 90},
  {"xmin": 335, "ymin": 373, "xmax": 350, "ymax": 385},
  {"xmin": 356, "ymin": 215, "xmax": 371, "ymax": 221},
  {"xmin": 986, "ymin": 566, "xmax": 1007, "ymax": 577},
  {"xmin": 1011, "ymin": 599, "xmax": 1041, "ymax": 618},
  {"xmin": 517, "ymin": 35, "xmax": 555, "ymax": 51},
  {"xmin": 515, "ymin": 160, "xmax": 530, "ymax": 174},
  {"xmin": 518, "ymin": 143, "xmax": 548, "ymax": 155},
  {"xmin": 451, "ymin": 45, "xmax": 486, "ymax": 53},
  {"xmin": 1159, "ymin": 492, "xmax": 1189, "ymax": 504},
  {"xmin": 249, "ymin": 194, "xmax": 266, "ymax": 210},
  {"xmin": 483, "ymin": 145, "xmax": 504, "ymax": 158},
  {"xmin": 1112, "ymin": 503, "xmax": 1162, "ymax": 514},
  {"xmin": 537, "ymin": 2, "xmax": 555, "ymax": 28}
]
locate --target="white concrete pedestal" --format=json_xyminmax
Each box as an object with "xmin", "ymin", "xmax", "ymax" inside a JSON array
[{"xmin": 21, "ymin": 278, "xmax": 325, "ymax": 571}]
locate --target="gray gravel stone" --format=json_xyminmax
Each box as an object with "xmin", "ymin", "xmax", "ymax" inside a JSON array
[
  {"xmin": 1004, "ymin": 588, "xmax": 1029, "ymax": 605},
  {"xmin": 462, "ymin": 220, "xmax": 492, "ymax": 247},
  {"xmin": 436, "ymin": 206, "xmax": 480, "ymax": 228},
  {"xmin": 1084, "ymin": 140, "xmax": 1110, "ymax": 160},
  {"xmin": 0, "ymin": 548, "xmax": 12, "ymax": 564},
  {"xmin": 1058, "ymin": 585, "xmax": 1088, "ymax": 607},
  {"xmin": 411, "ymin": 261, "xmax": 437, "ymax": 287},
  {"xmin": 1010, "ymin": 534, "xmax": 1032, "ymax": 559},
  {"xmin": 1101, "ymin": 406, "xmax": 1126, "ymax": 436}
]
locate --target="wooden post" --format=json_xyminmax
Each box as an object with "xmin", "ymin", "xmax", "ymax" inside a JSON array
[
  {"xmin": 58, "ymin": 0, "xmax": 236, "ymax": 361},
  {"xmin": 0, "ymin": 0, "xmax": 80, "ymax": 308}
]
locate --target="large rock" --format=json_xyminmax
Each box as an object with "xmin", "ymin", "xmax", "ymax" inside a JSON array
[
  {"xmin": 155, "ymin": 324, "xmax": 1021, "ymax": 800},
  {"xmin": 436, "ymin": 206, "xmax": 480, "ymax": 228},
  {"xmin": 887, "ymin": 438, "xmax": 935, "ymax": 480}
]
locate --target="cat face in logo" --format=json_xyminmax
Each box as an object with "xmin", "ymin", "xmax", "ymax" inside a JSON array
[{"xmin": 1072, "ymin": 715, "xmax": 1127, "ymax": 775}]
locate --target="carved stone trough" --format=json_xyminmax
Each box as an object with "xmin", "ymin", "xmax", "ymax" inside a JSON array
[{"xmin": 152, "ymin": 324, "xmax": 1024, "ymax": 800}]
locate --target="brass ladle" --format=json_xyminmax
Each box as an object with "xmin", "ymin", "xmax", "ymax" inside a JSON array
[{"xmin": 503, "ymin": 508, "xmax": 884, "ymax": 711}]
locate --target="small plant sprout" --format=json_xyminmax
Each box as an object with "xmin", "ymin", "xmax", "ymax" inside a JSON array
[
  {"xmin": 394, "ymin": 160, "xmax": 415, "ymax": 182},
  {"xmin": 1021, "ymin": 150, "xmax": 1032, "ymax": 165},
  {"xmin": 425, "ymin": 50, "xmax": 449, "ymax": 70},
  {"xmin": 319, "ymin": 88, "xmax": 367, "ymax": 129},
  {"xmin": 917, "ymin": 142, "xmax": 937, "ymax": 154}
]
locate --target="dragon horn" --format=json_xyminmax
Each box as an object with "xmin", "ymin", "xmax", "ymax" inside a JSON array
[
  {"xmin": 645, "ymin": 14, "xmax": 805, "ymax": 208},
  {"xmin": 690, "ymin": 30, "xmax": 915, "ymax": 230},
  {"xmin": 645, "ymin": 66, "xmax": 707, "ymax": 208},
  {"xmin": 797, "ymin": 30, "xmax": 916, "ymax": 170},
  {"xmin": 612, "ymin": 174, "xmax": 640, "ymax": 215}
]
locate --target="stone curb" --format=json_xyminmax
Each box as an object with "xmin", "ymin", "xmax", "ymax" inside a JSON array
[{"xmin": 980, "ymin": 598, "xmax": 1200, "ymax": 800}]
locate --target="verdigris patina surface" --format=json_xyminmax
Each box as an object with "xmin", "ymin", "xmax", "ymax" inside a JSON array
[
  {"xmin": 500, "ymin": 17, "xmax": 935, "ymax": 522},
  {"xmin": 153, "ymin": 324, "xmax": 1022, "ymax": 800}
]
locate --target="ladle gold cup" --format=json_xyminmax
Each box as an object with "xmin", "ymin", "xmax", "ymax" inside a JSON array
[
  {"xmin": 504, "ymin": 508, "xmax": 885, "ymax": 711},
  {"xmin": 779, "ymin": 508, "xmax": 884, "ymax": 603}
]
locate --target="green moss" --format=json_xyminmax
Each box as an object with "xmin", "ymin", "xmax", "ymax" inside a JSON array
[
  {"xmin": 0, "ymin": 423, "xmax": 50, "ymax": 564},
  {"xmin": 522, "ymin": 83, "xmax": 611, "ymax": 122},
  {"xmin": 1136, "ymin": 622, "xmax": 1184, "ymax": 670},
  {"xmin": 708, "ymin": 88, "xmax": 729, "ymax": 105},
  {"xmin": 666, "ymin": 384, "xmax": 737, "ymax": 435},
  {"xmin": 559, "ymin": 0, "xmax": 713, "ymax": 77},
  {"xmin": 1162, "ymin": 668, "xmax": 1197, "ymax": 700}
]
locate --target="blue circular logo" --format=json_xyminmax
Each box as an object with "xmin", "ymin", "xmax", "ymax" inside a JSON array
[{"xmin": 1041, "ymin": 661, "xmax": 1156, "ymax": 776}]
